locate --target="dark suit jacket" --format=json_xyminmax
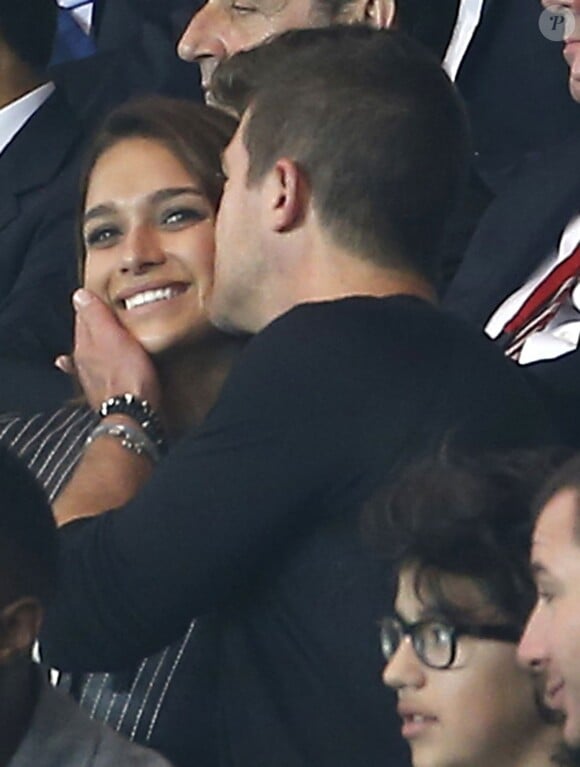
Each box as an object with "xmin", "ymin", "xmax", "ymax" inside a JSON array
[
  {"xmin": 51, "ymin": 0, "xmax": 202, "ymax": 126},
  {"xmin": 456, "ymin": 0, "xmax": 580, "ymax": 191},
  {"xmin": 443, "ymin": 132, "xmax": 580, "ymax": 443},
  {"xmin": 0, "ymin": 87, "xmax": 83, "ymax": 411}
]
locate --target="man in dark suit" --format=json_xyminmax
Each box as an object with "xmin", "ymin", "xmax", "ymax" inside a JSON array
[
  {"xmin": 452, "ymin": 0, "xmax": 580, "ymax": 192},
  {"xmin": 0, "ymin": 0, "xmax": 84, "ymax": 411},
  {"xmin": 444, "ymin": 0, "xmax": 580, "ymax": 444}
]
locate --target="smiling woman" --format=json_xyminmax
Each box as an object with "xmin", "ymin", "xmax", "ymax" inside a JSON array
[
  {"xmin": 0, "ymin": 96, "xmax": 243, "ymax": 767},
  {"xmin": 83, "ymin": 136, "xmax": 218, "ymax": 357}
]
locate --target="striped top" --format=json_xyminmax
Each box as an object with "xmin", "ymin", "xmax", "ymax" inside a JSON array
[{"xmin": 0, "ymin": 406, "xmax": 197, "ymax": 764}]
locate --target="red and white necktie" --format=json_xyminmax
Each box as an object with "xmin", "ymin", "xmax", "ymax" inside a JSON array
[{"xmin": 502, "ymin": 243, "xmax": 580, "ymax": 361}]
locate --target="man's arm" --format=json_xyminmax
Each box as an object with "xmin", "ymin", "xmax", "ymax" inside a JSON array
[
  {"xmin": 52, "ymin": 289, "xmax": 161, "ymax": 525},
  {"xmin": 53, "ymin": 418, "xmax": 154, "ymax": 526},
  {"xmin": 41, "ymin": 300, "xmax": 361, "ymax": 672}
]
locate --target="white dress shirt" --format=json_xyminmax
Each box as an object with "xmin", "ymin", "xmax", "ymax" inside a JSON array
[
  {"xmin": 485, "ymin": 214, "xmax": 580, "ymax": 364},
  {"xmin": 0, "ymin": 82, "xmax": 55, "ymax": 156},
  {"xmin": 56, "ymin": 0, "xmax": 94, "ymax": 34},
  {"xmin": 443, "ymin": 0, "xmax": 486, "ymax": 80}
]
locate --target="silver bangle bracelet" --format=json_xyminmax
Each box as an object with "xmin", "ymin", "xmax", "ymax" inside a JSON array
[{"xmin": 85, "ymin": 420, "xmax": 161, "ymax": 464}]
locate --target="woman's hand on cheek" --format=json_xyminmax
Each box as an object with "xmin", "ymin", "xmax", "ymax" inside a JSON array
[{"xmin": 71, "ymin": 289, "xmax": 162, "ymax": 412}]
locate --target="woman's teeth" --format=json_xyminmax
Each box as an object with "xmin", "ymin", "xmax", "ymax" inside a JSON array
[{"xmin": 124, "ymin": 286, "xmax": 181, "ymax": 311}]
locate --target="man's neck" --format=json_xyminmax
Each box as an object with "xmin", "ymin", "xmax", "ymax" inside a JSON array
[
  {"xmin": 260, "ymin": 235, "xmax": 437, "ymax": 331},
  {"xmin": 0, "ymin": 661, "xmax": 38, "ymax": 767}
]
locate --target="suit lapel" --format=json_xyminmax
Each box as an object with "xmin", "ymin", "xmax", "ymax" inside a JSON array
[
  {"xmin": 0, "ymin": 88, "xmax": 83, "ymax": 231},
  {"xmin": 445, "ymin": 133, "xmax": 580, "ymax": 323}
]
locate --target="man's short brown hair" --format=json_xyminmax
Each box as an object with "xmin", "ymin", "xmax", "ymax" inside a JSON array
[{"xmin": 212, "ymin": 26, "xmax": 469, "ymax": 284}]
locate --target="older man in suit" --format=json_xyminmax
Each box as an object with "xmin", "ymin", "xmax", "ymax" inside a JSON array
[
  {"xmin": 444, "ymin": 0, "xmax": 580, "ymax": 444},
  {"xmin": 450, "ymin": 0, "xmax": 580, "ymax": 191}
]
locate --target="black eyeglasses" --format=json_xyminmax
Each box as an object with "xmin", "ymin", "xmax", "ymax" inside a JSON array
[{"xmin": 379, "ymin": 615, "xmax": 521, "ymax": 670}]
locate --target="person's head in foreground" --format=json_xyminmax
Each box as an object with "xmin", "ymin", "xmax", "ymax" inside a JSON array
[
  {"xmin": 518, "ymin": 453, "xmax": 580, "ymax": 765},
  {"xmin": 208, "ymin": 26, "xmax": 469, "ymax": 334},
  {"xmin": 177, "ymin": 0, "xmax": 458, "ymax": 93},
  {"xmin": 373, "ymin": 452, "xmax": 563, "ymax": 767},
  {"xmin": 0, "ymin": 445, "xmax": 58, "ymax": 761},
  {"xmin": 78, "ymin": 96, "xmax": 243, "ymax": 432}
]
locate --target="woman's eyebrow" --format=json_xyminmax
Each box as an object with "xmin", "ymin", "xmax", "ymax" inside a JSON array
[
  {"xmin": 150, "ymin": 186, "xmax": 205, "ymax": 204},
  {"xmin": 83, "ymin": 187, "xmax": 206, "ymax": 224},
  {"xmin": 83, "ymin": 203, "xmax": 114, "ymax": 224}
]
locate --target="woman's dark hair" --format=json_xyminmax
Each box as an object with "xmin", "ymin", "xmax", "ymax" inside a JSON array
[
  {"xmin": 77, "ymin": 96, "xmax": 238, "ymax": 279},
  {"xmin": 370, "ymin": 450, "xmax": 569, "ymax": 629}
]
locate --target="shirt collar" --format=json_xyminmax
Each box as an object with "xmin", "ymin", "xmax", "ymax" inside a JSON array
[{"xmin": 0, "ymin": 82, "xmax": 56, "ymax": 156}]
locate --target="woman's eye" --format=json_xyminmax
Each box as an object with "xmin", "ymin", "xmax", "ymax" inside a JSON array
[
  {"xmin": 85, "ymin": 226, "xmax": 120, "ymax": 248},
  {"xmin": 162, "ymin": 208, "xmax": 205, "ymax": 227},
  {"xmin": 231, "ymin": 3, "xmax": 257, "ymax": 13}
]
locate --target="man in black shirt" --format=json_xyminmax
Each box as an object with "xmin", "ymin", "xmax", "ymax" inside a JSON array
[{"xmin": 43, "ymin": 28, "xmax": 554, "ymax": 767}]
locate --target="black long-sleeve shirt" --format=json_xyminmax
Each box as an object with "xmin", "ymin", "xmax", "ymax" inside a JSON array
[{"xmin": 42, "ymin": 296, "xmax": 554, "ymax": 767}]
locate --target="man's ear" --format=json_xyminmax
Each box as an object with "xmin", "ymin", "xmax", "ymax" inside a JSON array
[
  {"xmin": 338, "ymin": 0, "xmax": 396, "ymax": 28},
  {"xmin": 266, "ymin": 158, "xmax": 306, "ymax": 233},
  {"xmin": 0, "ymin": 598, "xmax": 42, "ymax": 663}
]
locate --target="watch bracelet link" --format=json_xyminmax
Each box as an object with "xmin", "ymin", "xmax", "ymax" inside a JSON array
[{"xmin": 85, "ymin": 420, "xmax": 161, "ymax": 464}]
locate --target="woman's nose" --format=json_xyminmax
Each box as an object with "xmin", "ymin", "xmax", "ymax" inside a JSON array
[{"xmin": 120, "ymin": 224, "xmax": 165, "ymax": 273}]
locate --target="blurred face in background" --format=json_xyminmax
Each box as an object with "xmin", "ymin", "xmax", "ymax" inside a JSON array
[
  {"xmin": 519, "ymin": 488, "xmax": 580, "ymax": 748},
  {"xmin": 178, "ymin": 0, "xmax": 325, "ymax": 91},
  {"xmin": 178, "ymin": 0, "xmax": 396, "ymax": 94}
]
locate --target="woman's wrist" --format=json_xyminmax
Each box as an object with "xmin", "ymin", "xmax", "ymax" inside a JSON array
[{"xmin": 97, "ymin": 393, "xmax": 168, "ymax": 456}]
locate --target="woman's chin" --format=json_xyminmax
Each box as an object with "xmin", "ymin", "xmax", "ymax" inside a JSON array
[{"xmin": 135, "ymin": 324, "xmax": 220, "ymax": 360}]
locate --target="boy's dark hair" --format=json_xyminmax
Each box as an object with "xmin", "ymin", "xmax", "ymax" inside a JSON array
[
  {"xmin": 0, "ymin": 445, "xmax": 58, "ymax": 606},
  {"xmin": 0, "ymin": 0, "xmax": 58, "ymax": 71},
  {"xmin": 371, "ymin": 450, "xmax": 568, "ymax": 629},
  {"xmin": 212, "ymin": 26, "xmax": 470, "ymax": 284}
]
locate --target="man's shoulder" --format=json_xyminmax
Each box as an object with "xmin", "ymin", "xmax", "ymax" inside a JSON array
[
  {"xmin": 253, "ymin": 295, "xmax": 491, "ymax": 355},
  {"xmin": 10, "ymin": 680, "xmax": 172, "ymax": 767},
  {"xmin": 220, "ymin": 295, "xmax": 515, "ymax": 404},
  {"xmin": 256, "ymin": 295, "xmax": 442, "ymax": 343}
]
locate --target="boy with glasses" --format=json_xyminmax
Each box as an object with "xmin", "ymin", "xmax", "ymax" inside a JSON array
[{"xmin": 374, "ymin": 452, "xmax": 562, "ymax": 767}]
